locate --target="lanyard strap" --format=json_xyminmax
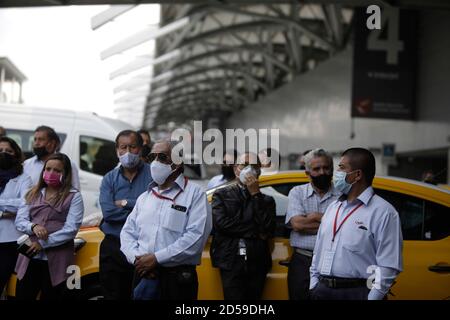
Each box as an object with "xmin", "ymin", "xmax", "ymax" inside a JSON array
[
  {"xmin": 332, "ymin": 202, "xmax": 364, "ymax": 242},
  {"xmin": 151, "ymin": 177, "xmax": 188, "ymax": 204}
]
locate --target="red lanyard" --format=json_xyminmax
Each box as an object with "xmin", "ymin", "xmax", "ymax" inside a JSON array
[
  {"xmin": 151, "ymin": 177, "xmax": 188, "ymax": 204},
  {"xmin": 332, "ymin": 202, "xmax": 364, "ymax": 242}
]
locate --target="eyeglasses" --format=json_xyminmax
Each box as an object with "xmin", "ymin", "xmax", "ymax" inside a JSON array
[{"xmin": 148, "ymin": 152, "xmax": 171, "ymax": 164}]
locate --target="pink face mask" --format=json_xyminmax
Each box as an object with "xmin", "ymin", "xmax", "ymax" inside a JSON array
[{"xmin": 43, "ymin": 171, "xmax": 63, "ymax": 188}]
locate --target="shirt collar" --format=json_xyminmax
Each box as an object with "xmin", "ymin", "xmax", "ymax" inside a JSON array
[
  {"xmin": 40, "ymin": 187, "xmax": 77, "ymax": 195},
  {"xmin": 307, "ymin": 183, "xmax": 338, "ymax": 199},
  {"xmin": 338, "ymin": 186, "xmax": 374, "ymax": 206},
  {"xmin": 119, "ymin": 160, "xmax": 144, "ymax": 175},
  {"xmin": 32, "ymin": 155, "xmax": 44, "ymax": 164},
  {"xmin": 149, "ymin": 173, "xmax": 186, "ymax": 191},
  {"xmin": 357, "ymin": 186, "xmax": 375, "ymax": 205}
]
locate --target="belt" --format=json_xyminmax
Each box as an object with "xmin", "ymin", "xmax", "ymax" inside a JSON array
[
  {"xmin": 319, "ymin": 276, "xmax": 367, "ymax": 289},
  {"xmin": 294, "ymin": 248, "xmax": 313, "ymax": 258},
  {"xmin": 159, "ymin": 265, "xmax": 196, "ymax": 273}
]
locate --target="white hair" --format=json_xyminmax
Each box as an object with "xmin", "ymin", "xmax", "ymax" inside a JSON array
[{"xmin": 304, "ymin": 148, "xmax": 333, "ymax": 172}]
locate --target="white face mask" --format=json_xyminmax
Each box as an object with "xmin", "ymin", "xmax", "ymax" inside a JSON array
[
  {"xmin": 239, "ymin": 165, "xmax": 257, "ymax": 184},
  {"xmin": 150, "ymin": 160, "xmax": 174, "ymax": 185},
  {"xmin": 333, "ymin": 170, "xmax": 357, "ymax": 194}
]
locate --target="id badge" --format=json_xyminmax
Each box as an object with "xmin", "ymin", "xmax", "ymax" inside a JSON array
[{"xmin": 320, "ymin": 250, "xmax": 335, "ymax": 275}]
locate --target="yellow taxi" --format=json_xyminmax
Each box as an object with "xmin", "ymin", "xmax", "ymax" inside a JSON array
[{"xmin": 7, "ymin": 171, "xmax": 450, "ymax": 300}]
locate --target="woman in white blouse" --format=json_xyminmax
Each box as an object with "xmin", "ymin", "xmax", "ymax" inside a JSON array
[{"xmin": 0, "ymin": 136, "xmax": 32, "ymax": 294}]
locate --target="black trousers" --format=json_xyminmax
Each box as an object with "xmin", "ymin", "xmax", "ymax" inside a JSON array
[
  {"xmin": 158, "ymin": 265, "xmax": 198, "ymax": 300},
  {"xmin": 0, "ymin": 242, "xmax": 18, "ymax": 294},
  {"xmin": 132, "ymin": 265, "xmax": 198, "ymax": 300},
  {"xmin": 287, "ymin": 251, "xmax": 313, "ymax": 300},
  {"xmin": 219, "ymin": 256, "xmax": 268, "ymax": 300},
  {"xmin": 15, "ymin": 259, "xmax": 65, "ymax": 300},
  {"xmin": 99, "ymin": 234, "xmax": 134, "ymax": 300},
  {"xmin": 310, "ymin": 281, "xmax": 370, "ymax": 300}
]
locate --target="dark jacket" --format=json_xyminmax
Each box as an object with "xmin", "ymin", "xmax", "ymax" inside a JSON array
[{"xmin": 210, "ymin": 184, "xmax": 276, "ymax": 271}]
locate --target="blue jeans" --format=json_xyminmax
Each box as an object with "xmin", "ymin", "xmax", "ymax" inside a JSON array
[{"xmin": 133, "ymin": 278, "xmax": 159, "ymax": 300}]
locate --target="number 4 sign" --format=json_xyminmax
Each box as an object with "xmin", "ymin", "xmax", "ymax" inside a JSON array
[{"xmin": 367, "ymin": 6, "xmax": 405, "ymax": 65}]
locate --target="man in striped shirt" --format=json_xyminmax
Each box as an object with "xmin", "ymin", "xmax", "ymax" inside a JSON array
[{"xmin": 285, "ymin": 149, "xmax": 340, "ymax": 300}]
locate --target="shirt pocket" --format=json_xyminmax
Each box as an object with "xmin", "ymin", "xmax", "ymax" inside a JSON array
[
  {"xmin": 162, "ymin": 207, "xmax": 187, "ymax": 233},
  {"xmin": 342, "ymin": 226, "xmax": 373, "ymax": 253}
]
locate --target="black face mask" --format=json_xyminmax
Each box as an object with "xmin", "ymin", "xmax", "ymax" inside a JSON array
[
  {"xmin": 0, "ymin": 152, "xmax": 18, "ymax": 170},
  {"xmin": 311, "ymin": 174, "xmax": 332, "ymax": 191},
  {"xmin": 33, "ymin": 146, "xmax": 49, "ymax": 159},
  {"xmin": 221, "ymin": 165, "xmax": 235, "ymax": 180}
]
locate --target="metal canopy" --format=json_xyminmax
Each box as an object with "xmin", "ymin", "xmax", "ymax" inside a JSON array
[
  {"xmin": 3, "ymin": 1, "xmax": 448, "ymax": 129},
  {"xmin": 144, "ymin": 2, "xmax": 354, "ymax": 129},
  {"xmin": 2, "ymin": 1, "xmax": 450, "ymax": 9}
]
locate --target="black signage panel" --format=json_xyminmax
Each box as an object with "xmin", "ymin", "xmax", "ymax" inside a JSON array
[{"xmin": 352, "ymin": 7, "xmax": 417, "ymax": 119}]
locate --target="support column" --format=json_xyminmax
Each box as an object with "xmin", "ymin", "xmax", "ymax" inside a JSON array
[
  {"xmin": 447, "ymin": 147, "xmax": 450, "ymax": 184},
  {"xmin": 19, "ymin": 82, "xmax": 23, "ymax": 103},
  {"xmin": 11, "ymin": 77, "xmax": 15, "ymax": 103},
  {"xmin": 0, "ymin": 67, "xmax": 4, "ymax": 102}
]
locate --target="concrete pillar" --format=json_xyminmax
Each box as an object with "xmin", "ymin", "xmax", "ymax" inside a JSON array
[
  {"xmin": 0, "ymin": 67, "xmax": 4, "ymax": 102},
  {"xmin": 11, "ymin": 77, "xmax": 15, "ymax": 103},
  {"xmin": 19, "ymin": 82, "xmax": 23, "ymax": 103},
  {"xmin": 447, "ymin": 147, "xmax": 450, "ymax": 184}
]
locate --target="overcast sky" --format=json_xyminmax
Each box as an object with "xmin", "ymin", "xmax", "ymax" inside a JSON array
[{"xmin": 0, "ymin": 4, "xmax": 159, "ymax": 119}]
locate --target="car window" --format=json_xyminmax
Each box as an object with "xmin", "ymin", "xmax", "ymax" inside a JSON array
[
  {"xmin": 375, "ymin": 189, "xmax": 425, "ymax": 240},
  {"xmin": 423, "ymin": 201, "xmax": 450, "ymax": 240},
  {"xmin": 80, "ymin": 135, "xmax": 117, "ymax": 176},
  {"xmin": 7, "ymin": 128, "xmax": 66, "ymax": 160},
  {"xmin": 261, "ymin": 182, "xmax": 307, "ymax": 238}
]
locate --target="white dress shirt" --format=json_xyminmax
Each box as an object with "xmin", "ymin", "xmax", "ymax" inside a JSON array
[
  {"xmin": 310, "ymin": 186, "xmax": 403, "ymax": 300},
  {"xmin": 24, "ymin": 155, "xmax": 80, "ymax": 190},
  {"xmin": 0, "ymin": 172, "xmax": 33, "ymax": 242},
  {"xmin": 207, "ymin": 174, "xmax": 228, "ymax": 190},
  {"xmin": 120, "ymin": 174, "xmax": 212, "ymax": 267}
]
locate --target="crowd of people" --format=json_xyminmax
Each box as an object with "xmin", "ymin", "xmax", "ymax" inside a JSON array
[{"xmin": 0, "ymin": 124, "xmax": 404, "ymax": 301}]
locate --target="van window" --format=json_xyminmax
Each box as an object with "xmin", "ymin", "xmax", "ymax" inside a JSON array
[
  {"xmin": 423, "ymin": 201, "xmax": 450, "ymax": 240},
  {"xmin": 80, "ymin": 135, "xmax": 118, "ymax": 176},
  {"xmin": 6, "ymin": 129, "xmax": 66, "ymax": 160},
  {"xmin": 375, "ymin": 189, "xmax": 425, "ymax": 240}
]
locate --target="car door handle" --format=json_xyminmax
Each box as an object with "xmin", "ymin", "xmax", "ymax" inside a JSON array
[
  {"xmin": 428, "ymin": 264, "xmax": 450, "ymax": 273},
  {"xmin": 279, "ymin": 259, "xmax": 290, "ymax": 267}
]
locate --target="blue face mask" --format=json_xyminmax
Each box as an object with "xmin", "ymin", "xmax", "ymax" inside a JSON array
[
  {"xmin": 118, "ymin": 152, "xmax": 140, "ymax": 168},
  {"xmin": 333, "ymin": 170, "xmax": 356, "ymax": 194}
]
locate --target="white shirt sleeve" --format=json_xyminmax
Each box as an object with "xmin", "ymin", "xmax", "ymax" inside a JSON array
[{"xmin": 120, "ymin": 196, "xmax": 141, "ymax": 265}]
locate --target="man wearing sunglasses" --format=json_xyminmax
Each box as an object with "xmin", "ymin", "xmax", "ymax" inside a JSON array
[
  {"xmin": 99, "ymin": 130, "xmax": 153, "ymax": 300},
  {"xmin": 120, "ymin": 140, "xmax": 212, "ymax": 300},
  {"xmin": 210, "ymin": 152, "xmax": 276, "ymax": 300}
]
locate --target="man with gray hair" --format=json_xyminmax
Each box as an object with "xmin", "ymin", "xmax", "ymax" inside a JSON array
[
  {"xmin": 285, "ymin": 148, "xmax": 340, "ymax": 300},
  {"xmin": 120, "ymin": 140, "xmax": 211, "ymax": 300}
]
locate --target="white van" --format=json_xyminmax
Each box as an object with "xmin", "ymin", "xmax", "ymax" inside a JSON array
[{"xmin": 0, "ymin": 104, "xmax": 133, "ymax": 218}]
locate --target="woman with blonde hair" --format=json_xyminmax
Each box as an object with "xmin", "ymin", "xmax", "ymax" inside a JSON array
[{"xmin": 15, "ymin": 153, "xmax": 83, "ymax": 300}]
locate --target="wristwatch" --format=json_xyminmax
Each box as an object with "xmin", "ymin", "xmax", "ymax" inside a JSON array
[{"xmin": 121, "ymin": 200, "xmax": 128, "ymax": 208}]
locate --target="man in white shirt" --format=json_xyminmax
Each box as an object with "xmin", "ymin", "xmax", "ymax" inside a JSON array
[
  {"xmin": 23, "ymin": 126, "xmax": 80, "ymax": 190},
  {"xmin": 310, "ymin": 148, "xmax": 403, "ymax": 300},
  {"xmin": 120, "ymin": 140, "xmax": 212, "ymax": 300}
]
